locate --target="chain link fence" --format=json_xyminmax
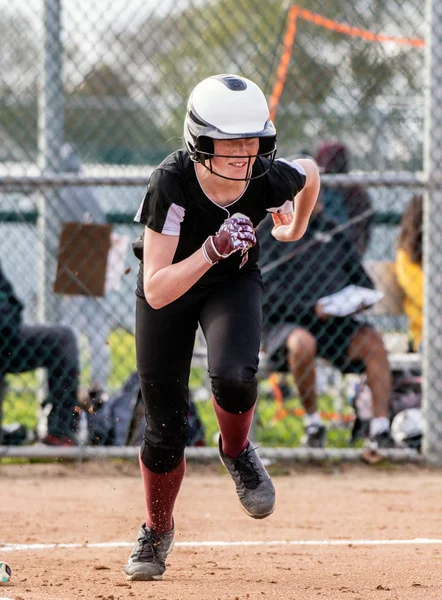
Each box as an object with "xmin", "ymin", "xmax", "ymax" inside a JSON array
[{"xmin": 0, "ymin": 0, "xmax": 440, "ymax": 459}]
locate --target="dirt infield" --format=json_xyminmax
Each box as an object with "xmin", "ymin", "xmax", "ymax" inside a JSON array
[{"xmin": 1, "ymin": 461, "xmax": 441, "ymax": 600}]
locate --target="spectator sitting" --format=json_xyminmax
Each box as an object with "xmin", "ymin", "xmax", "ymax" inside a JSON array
[
  {"xmin": 0, "ymin": 259, "xmax": 80, "ymax": 445},
  {"xmin": 395, "ymin": 194, "xmax": 423, "ymax": 352},
  {"xmin": 315, "ymin": 141, "xmax": 373, "ymax": 257},
  {"xmin": 259, "ymin": 200, "xmax": 395, "ymax": 449}
]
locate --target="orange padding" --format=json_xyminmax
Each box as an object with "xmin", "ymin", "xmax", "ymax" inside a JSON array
[
  {"xmin": 270, "ymin": 5, "xmax": 424, "ymax": 120},
  {"xmin": 268, "ymin": 373, "xmax": 355, "ymax": 424},
  {"xmin": 297, "ymin": 6, "xmax": 424, "ymax": 46}
]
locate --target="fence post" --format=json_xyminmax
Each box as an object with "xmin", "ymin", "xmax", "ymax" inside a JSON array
[
  {"xmin": 423, "ymin": 0, "xmax": 442, "ymax": 460},
  {"xmin": 37, "ymin": 0, "xmax": 64, "ymax": 323}
]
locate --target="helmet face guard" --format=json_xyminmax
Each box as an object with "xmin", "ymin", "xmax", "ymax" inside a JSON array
[
  {"xmin": 184, "ymin": 74, "xmax": 277, "ymax": 181},
  {"xmin": 194, "ymin": 135, "xmax": 277, "ymax": 182}
]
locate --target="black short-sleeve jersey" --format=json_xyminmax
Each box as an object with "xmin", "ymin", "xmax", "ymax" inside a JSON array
[{"xmin": 134, "ymin": 148, "xmax": 306, "ymax": 286}]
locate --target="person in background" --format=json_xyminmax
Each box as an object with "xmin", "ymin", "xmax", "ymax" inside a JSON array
[
  {"xmin": 58, "ymin": 143, "xmax": 112, "ymax": 396},
  {"xmin": 0, "ymin": 259, "xmax": 79, "ymax": 446},
  {"xmin": 395, "ymin": 194, "xmax": 423, "ymax": 352},
  {"xmin": 315, "ymin": 141, "xmax": 373, "ymax": 257},
  {"xmin": 260, "ymin": 200, "xmax": 394, "ymax": 449},
  {"xmin": 125, "ymin": 73, "xmax": 319, "ymax": 581}
]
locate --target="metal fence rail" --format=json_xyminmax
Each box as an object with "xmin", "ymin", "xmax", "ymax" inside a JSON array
[
  {"xmin": 0, "ymin": 172, "xmax": 427, "ymax": 189},
  {"xmin": 0, "ymin": 444, "xmax": 423, "ymax": 463}
]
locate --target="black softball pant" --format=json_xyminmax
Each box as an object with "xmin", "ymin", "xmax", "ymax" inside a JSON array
[{"xmin": 136, "ymin": 270, "xmax": 263, "ymax": 473}]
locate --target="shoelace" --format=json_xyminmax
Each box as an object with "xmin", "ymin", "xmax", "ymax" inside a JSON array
[
  {"xmin": 135, "ymin": 529, "xmax": 157, "ymax": 562},
  {"xmin": 233, "ymin": 446, "xmax": 261, "ymax": 490}
]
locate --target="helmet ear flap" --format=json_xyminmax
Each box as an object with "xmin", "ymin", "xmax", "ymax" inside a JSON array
[
  {"xmin": 184, "ymin": 115, "xmax": 213, "ymax": 163},
  {"xmin": 197, "ymin": 136, "xmax": 213, "ymax": 155},
  {"xmin": 259, "ymin": 135, "xmax": 277, "ymax": 158},
  {"xmin": 193, "ymin": 136, "xmax": 213, "ymax": 167}
]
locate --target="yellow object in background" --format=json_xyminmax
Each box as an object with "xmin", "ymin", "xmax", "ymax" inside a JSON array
[{"xmin": 395, "ymin": 248, "xmax": 423, "ymax": 351}]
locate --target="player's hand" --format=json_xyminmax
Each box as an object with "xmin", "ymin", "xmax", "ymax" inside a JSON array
[
  {"xmin": 271, "ymin": 212, "xmax": 295, "ymax": 241},
  {"xmin": 271, "ymin": 212, "xmax": 307, "ymax": 242},
  {"xmin": 202, "ymin": 213, "xmax": 256, "ymax": 264}
]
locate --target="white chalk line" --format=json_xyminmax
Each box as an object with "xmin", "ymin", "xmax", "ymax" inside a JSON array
[{"xmin": 1, "ymin": 538, "xmax": 442, "ymax": 553}]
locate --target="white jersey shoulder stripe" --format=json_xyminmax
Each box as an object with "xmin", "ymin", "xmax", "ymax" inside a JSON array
[
  {"xmin": 266, "ymin": 158, "xmax": 306, "ymax": 214},
  {"xmin": 276, "ymin": 157, "xmax": 306, "ymax": 176},
  {"xmin": 134, "ymin": 199, "xmax": 144, "ymax": 223},
  {"xmin": 266, "ymin": 199, "xmax": 294, "ymax": 214},
  {"xmin": 134, "ymin": 201, "xmax": 185, "ymax": 235},
  {"xmin": 161, "ymin": 203, "xmax": 185, "ymax": 235}
]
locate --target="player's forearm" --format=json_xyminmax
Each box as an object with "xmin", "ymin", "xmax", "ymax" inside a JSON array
[
  {"xmin": 286, "ymin": 159, "xmax": 320, "ymax": 241},
  {"xmin": 271, "ymin": 159, "xmax": 320, "ymax": 243},
  {"xmin": 144, "ymin": 214, "xmax": 256, "ymax": 308},
  {"xmin": 144, "ymin": 249, "xmax": 212, "ymax": 309}
]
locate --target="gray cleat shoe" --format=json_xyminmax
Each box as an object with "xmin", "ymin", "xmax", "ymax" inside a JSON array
[
  {"xmin": 124, "ymin": 523, "xmax": 174, "ymax": 581},
  {"xmin": 219, "ymin": 437, "xmax": 275, "ymax": 519}
]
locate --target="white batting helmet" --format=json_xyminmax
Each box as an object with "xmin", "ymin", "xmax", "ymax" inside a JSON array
[{"xmin": 184, "ymin": 74, "xmax": 277, "ymax": 180}]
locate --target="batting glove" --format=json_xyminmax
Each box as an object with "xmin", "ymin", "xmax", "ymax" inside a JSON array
[{"xmin": 202, "ymin": 213, "xmax": 256, "ymax": 265}]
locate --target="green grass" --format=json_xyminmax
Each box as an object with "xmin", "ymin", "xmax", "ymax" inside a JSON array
[
  {"xmin": 196, "ymin": 395, "xmax": 355, "ymax": 448},
  {"xmin": 1, "ymin": 328, "xmax": 358, "ymax": 448},
  {"xmin": 2, "ymin": 328, "xmax": 137, "ymax": 431}
]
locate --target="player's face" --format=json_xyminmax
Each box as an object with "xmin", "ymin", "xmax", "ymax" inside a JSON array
[{"xmin": 211, "ymin": 138, "xmax": 260, "ymax": 180}]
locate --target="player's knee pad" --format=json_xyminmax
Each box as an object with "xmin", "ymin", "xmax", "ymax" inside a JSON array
[
  {"xmin": 138, "ymin": 378, "xmax": 190, "ymax": 473},
  {"xmin": 211, "ymin": 372, "xmax": 257, "ymax": 414},
  {"xmin": 140, "ymin": 424, "xmax": 189, "ymax": 473}
]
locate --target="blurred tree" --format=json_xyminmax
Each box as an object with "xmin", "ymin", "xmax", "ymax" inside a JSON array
[
  {"xmin": 73, "ymin": 64, "xmax": 131, "ymax": 98},
  {"xmin": 0, "ymin": 0, "xmax": 424, "ymax": 169},
  {"xmin": 113, "ymin": 0, "xmax": 423, "ymax": 166},
  {"xmin": 0, "ymin": 12, "xmax": 39, "ymax": 95}
]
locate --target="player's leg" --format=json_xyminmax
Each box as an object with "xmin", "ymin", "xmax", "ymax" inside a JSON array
[
  {"xmin": 125, "ymin": 293, "xmax": 199, "ymax": 580},
  {"xmin": 200, "ymin": 271, "xmax": 275, "ymax": 519}
]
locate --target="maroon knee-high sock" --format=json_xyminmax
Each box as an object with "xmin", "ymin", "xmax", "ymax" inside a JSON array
[
  {"xmin": 139, "ymin": 453, "xmax": 186, "ymax": 533},
  {"xmin": 212, "ymin": 397, "xmax": 255, "ymax": 458}
]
